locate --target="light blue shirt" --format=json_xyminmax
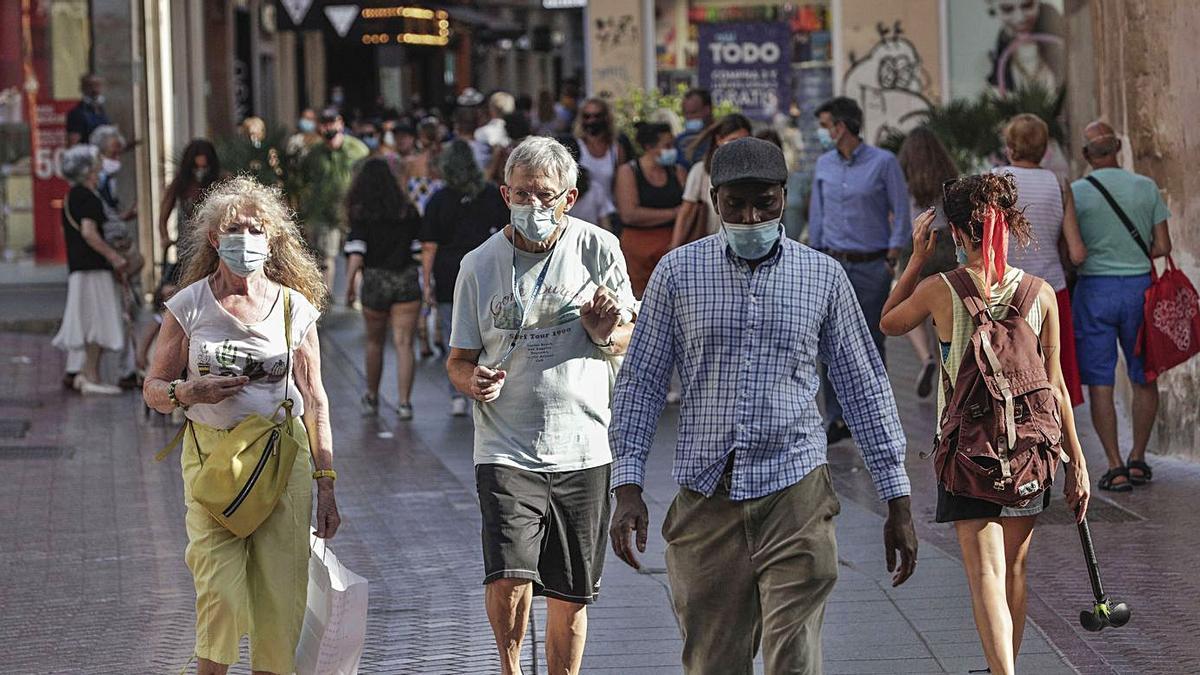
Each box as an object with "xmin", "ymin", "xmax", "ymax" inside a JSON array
[
  {"xmin": 1070, "ymin": 167, "xmax": 1170, "ymax": 277},
  {"xmin": 609, "ymin": 232, "xmax": 911, "ymax": 501},
  {"xmin": 808, "ymin": 143, "xmax": 911, "ymax": 252}
]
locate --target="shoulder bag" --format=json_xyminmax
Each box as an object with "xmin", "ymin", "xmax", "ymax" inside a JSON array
[
  {"xmin": 1085, "ymin": 175, "xmax": 1200, "ymax": 380},
  {"xmin": 155, "ymin": 289, "xmax": 310, "ymax": 538}
]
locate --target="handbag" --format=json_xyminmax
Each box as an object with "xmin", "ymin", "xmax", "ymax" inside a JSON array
[
  {"xmin": 678, "ymin": 197, "xmax": 709, "ymax": 246},
  {"xmin": 1085, "ymin": 176, "xmax": 1200, "ymax": 380},
  {"xmin": 155, "ymin": 289, "xmax": 308, "ymax": 538},
  {"xmin": 294, "ymin": 534, "xmax": 369, "ymax": 675}
]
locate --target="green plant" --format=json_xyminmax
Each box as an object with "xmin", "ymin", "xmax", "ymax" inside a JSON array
[{"xmin": 989, "ymin": 83, "xmax": 1067, "ymax": 143}]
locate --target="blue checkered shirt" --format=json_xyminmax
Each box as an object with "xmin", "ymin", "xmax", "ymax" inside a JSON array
[{"xmin": 609, "ymin": 233, "xmax": 911, "ymax": 501}]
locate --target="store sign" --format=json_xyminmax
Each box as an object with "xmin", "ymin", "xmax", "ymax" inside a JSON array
[
  {"xmin": 279, "ymin": 0, "xmax": 313, "ymax": 26},
  {"xmin": 699, "ymin": 22, "xmax": 792, "ymax": 120},
  {"xmin": 324, "ymin": 4, "xmax": 360, "ymax": 38},
  {"xmin": 32, "ymin": 101, "xmax": 75, "ymax": 263},
  {"xmin": 544, "ymin": 0, "xmax": 586, "ymax": 7},
  {"xmin": 588, "ymin": 0, "xmax": 644, "ymax": 100}
]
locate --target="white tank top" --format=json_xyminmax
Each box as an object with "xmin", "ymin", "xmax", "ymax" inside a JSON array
[
  {"xmin": 573, "ymin": 138, "xmax": 617, "ymax": 226},
  {"xmin": 1000, "ymin": 166, "xmax": 1066, "ymax": 291}
]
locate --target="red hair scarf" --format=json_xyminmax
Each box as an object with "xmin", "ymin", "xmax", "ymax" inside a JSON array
[{"xmin": 981, "ymin": 205, "xmax": 1009, "ymax": 289}]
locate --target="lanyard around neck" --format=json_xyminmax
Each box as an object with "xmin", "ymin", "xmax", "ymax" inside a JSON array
[{"xmin": 493, "ymin": 239, "xmax": 556, "ymax": 368}]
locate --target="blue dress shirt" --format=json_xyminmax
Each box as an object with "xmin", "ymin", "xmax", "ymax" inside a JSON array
[
  {"xmin": 609, "ymin": 232, "xmax": 911, "ymax": 501},
  {"xmin": 808, "ymin": 143, "xmax": 912, "ymax": 252}
]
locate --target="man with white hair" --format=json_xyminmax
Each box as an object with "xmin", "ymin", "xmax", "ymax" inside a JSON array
[{"xmin": 447, "ymin": 136, "xmax": 637, "ymax": 675}]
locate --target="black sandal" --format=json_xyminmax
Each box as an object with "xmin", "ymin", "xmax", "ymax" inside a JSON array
[
  {"xmin": 1098, "ymin": 466, "xmax": 1134, "ymax": 492},
  {"xmin": 1127, "ymin": 458, "xmax": 1153, "ymax": 485}
]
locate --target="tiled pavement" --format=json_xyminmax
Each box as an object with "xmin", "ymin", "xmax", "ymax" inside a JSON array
[{"xmin": 0, "ymin": 286, "xmax": 1196, "ymax": 673}]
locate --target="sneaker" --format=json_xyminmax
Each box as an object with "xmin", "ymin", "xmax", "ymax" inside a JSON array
[
  {"xmin": 361, "ymin": 393, "xmax": 379, "ymax": 417},
  {"xmin": 826, "ymin": 420, "xmax": 852, "ymax": 446},
  {"xmin": 397, "ymin": 403, "xmax": 414, "ymax": 421},
  {"xmin": 450, "ymin": 397, "xmax": 468, "ymax": 417},
  {"xmin": 916, "ymin": 358, "xmax": 938, "ymax": 399},
  {"xmin": 77, "ymin": 376, "xmax": 122, "ymax": 396},
  {"xmin": 62, "ymin": 372, "xmax": 79, "ymax": 390}
]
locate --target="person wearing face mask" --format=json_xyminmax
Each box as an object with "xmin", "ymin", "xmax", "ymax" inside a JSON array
[
  {"xmin": 143, "ymin": 176, "xmax": 339, "ymax": 675},
  {"xmin": 89, "ymin": 125, "xmax": 135, "ymax": 223},
  {"xmin": 159, "ymin": 139, "xmax": 222, "ymax": 280},
  {"xmin": 446, "ymin": 136, "xmax": 637, "ymax": 675},
  {"xmin": 609, "ymin": 138, "xmax": 918, "ymax": 674},
  {"xmin": 298, "ymin": 109, "xmax": 369, "ymax": 292},
  {"xmin": 670, "ymin": 113, "xmax": 752, "ymax": 248},
  {"xmin": 286, "ymin": 108, "xmax": 322, "ymax": 160},
  {"xmin": 674, "ymin": 88, "xmax": 714, "ymax": 171},
  {"xmin": 614, "ymin": 123, "xmax": 687, "ymax": 298},
  {"xmin": 571, "ymin": 97, "xmax": 627, "ymax": 231},
  {"xmin": 66, "ymin": 73, "xmax": 111, "ymax": 146},
  {"xmin": 809, "ymin": 96, "xmax": 911, "ymax": 446}
]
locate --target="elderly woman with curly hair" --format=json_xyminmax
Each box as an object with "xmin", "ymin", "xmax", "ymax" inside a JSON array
[{"xmin": 143, "ymin": 177, "xmax": 340, "ymax": 675}]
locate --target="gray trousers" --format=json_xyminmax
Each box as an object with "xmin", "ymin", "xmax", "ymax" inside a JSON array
[
  {"xmin": 822, "ymin": 258, "xmax": 890, "ymax": 424},
  {"xmin": 663, "ymin": 465, "xmax": 841, "ymax": 675}
]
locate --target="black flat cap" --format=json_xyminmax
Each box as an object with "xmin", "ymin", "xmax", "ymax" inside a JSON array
[{"xmin": 710, "ymin": 137, "xmax": 788, "ymax": 188}]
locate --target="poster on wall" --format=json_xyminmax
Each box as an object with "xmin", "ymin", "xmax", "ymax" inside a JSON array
[
  {"xmin": 32, "ymin": 101, "xmax": 75, "ymax": 263},
  {"xmin": 699, "ymin": 22, "xmax": 792, "ymax": 121},
  {"xmin": 947, "ymin": 0, "xmax": 1065, "ymax": 101},
  {"xmin": 588, "ymin": 0, "xmax": 644, "ymax": 100}
]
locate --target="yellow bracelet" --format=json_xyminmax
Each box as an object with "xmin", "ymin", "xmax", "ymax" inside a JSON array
[{"xmin": 312, "ymin": 469, "xmax": 337, "ymax": 481}]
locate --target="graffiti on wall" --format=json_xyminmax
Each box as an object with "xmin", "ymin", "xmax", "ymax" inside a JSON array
[{"xmin": 842, "ymin": 21, "xmax": 932, "ymax": 144}]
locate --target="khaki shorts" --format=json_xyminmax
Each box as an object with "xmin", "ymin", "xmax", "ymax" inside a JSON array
[{"xmin": 181, "ymin": 416, "xmax": 313, "ymax": 673}]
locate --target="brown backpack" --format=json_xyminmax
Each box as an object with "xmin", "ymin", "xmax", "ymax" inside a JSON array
[{"xmin": 934, "ymin": 269, "xmax": 1069, "ymax": 507}]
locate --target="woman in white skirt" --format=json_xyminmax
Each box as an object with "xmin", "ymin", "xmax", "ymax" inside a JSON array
[{"xmin": 52, "ymin": 144, "xmax": 129, "ymax": 395}]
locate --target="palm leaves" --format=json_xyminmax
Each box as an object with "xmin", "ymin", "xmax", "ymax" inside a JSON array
[{"xmin": 881, "ymin": 84, "xmax": 1066, "ymax": 172}]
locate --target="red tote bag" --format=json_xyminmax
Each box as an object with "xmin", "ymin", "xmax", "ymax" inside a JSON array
[
  {"xmin": 1138, "ymin": 256, "xmax": 1200, "ymax": 381},
  {"xmin": 1084, "ymin": 175, "xmax": 1200, "ymax": 380}
]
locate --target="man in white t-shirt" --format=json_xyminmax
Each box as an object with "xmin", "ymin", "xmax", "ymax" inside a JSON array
[{"xmin": 447, "ymin": 136, "xmax": 637, "ymax": 675}]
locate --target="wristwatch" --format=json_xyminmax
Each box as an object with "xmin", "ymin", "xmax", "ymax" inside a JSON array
[{"xmin": 167, "ymin": 379, "xmax": 187, "ymax": 409}]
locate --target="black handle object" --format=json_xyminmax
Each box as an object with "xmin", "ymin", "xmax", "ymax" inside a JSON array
[
  {"xmin": 1076, "ymin": 516, "xmax": 1132, "ymax": 631},
  {"xmin": 1077, "ymin": 517, "xmax": 1106, "ymax": 602}
]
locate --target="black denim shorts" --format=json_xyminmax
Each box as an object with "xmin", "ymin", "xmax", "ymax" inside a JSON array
[
  {"xmin": 475, "ymin": 462, "xmax": 612, "ymax": 604},
  {"xmin": 361, "ymin": 266, "xmax": 421, "ymax": 311}
]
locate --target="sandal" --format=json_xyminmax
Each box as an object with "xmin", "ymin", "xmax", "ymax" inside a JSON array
[
  {"xmin": 1127, "ymin": 458, "xmax": 1153, "ymax": 485},
  {"xmin": 1098, "ymin": 466, "xmax": 1134, "ymax": 492}
]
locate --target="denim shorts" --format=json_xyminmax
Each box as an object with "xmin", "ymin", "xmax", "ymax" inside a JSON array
[{"xmin": 1072, "ymin": 274, "xmax": 1151, "ymax": 386}]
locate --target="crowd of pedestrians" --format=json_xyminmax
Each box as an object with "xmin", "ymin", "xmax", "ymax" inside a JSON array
[{"xmin": 46, "ymin": 67, "xmax": 1185, "ymax": 674}]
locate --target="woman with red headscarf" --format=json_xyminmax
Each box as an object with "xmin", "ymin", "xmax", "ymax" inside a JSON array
[{"xmin": 879, "ymin": 173, "xmax": 1090, "ymax": 675}]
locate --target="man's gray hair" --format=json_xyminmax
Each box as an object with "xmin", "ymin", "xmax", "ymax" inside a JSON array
[
  {"xmin": 490, "ymin": 91, "xmax": 516, "ymax": 116},
  {"xmin": 1085, "ymin": 134, "xmax": 1120, "ymax": 157},
  {"xmin": 88, "ymin": 124, "xmax": 125, "ymax": 153},
  {"xmin": 503, "ymin": 136, "xmax": 578, "ymax": 192},
  {"xmin": 60, "ymin": 144, "xmax": 100, "ymax": 185}
]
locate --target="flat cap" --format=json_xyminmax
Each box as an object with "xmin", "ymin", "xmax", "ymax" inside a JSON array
[{"xmin": 710, "ymin": 137, "xmax": 788, "ymax": 188}]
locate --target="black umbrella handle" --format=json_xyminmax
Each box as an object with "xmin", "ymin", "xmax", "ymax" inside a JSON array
[{"xmin": 1077, "ymin": 517, "xmax": 1106, "ymax": 601}]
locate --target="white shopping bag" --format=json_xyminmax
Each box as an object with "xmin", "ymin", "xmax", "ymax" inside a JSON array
[{"xmin": 294, "ymin": 534, "xmax": 369, "ymax": 675}]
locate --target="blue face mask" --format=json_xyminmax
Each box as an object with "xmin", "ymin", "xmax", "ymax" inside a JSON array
[
  {"xmin": 218, "ymin": 233, "xmax": 270, "ymax": 277},
  {"xmin": 954, "ymin": 235, "xmax": 969, "ymax": 266},
  {"xmin": 722, "ymin": 216, "xmax": 783, "ymax": 261},
  {"xmin": 362, "ymin": 136, "xmax": 380, "ymax": 151},
  {"xmin": 684, "ymin": 118, "xmax": 704, "ymax": 133},
  {"xmin": 656, "ymin": 147, "xmax": 679, "ymax": 166},
  {"xmin": 298, "ymin": 119, "xmax": 316, "ymax": 134},
  {"xmin": 817, "ymin": 127, "xmax": 836, "ymax": 151}
]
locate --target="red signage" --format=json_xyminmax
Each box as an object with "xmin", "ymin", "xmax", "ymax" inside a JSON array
[{"xmin": 32, "ymin": 99, "xmax": 74, "ymax": 262}]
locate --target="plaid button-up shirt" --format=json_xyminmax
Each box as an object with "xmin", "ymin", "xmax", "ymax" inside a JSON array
[{"xmin": 609, "ymin": 232, "xmax": 911, "ymax": 501}]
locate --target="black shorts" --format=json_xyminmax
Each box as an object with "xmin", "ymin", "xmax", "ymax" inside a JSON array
[
  {"xmin": 475, "ymin": 463, "xmax": 611, "ymax": 604},
  {"xmin": 361, "ymin": 266, "xmax": 420, "ymax": 311}
]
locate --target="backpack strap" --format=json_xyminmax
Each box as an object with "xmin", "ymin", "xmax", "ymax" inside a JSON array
[
  {"xmin": 1010, "ymin": 272, "xmax": 1042, "ymax": 319},
  {"xmin": 944, "ymin": 268, "xmax": 990, "ymax": 324}
]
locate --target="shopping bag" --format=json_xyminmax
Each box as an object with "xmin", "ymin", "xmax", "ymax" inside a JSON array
[
  {"xmin": 294, "ymin": 534, "xmax": 369, "ymax": 675},
  {"xmin": 1137, "ymin": 256, "xmax": 1200, "ymax": 381}
]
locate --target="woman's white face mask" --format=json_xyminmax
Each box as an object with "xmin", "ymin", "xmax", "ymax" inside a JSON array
[{"xmin": 217, "ymin": 233, "xmax": 270, "ymax": 276}]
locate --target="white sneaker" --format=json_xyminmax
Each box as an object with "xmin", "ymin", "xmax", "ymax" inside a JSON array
[
  {"xmin": 397, "ymin": 403, "xmax": 414, "ymax": 421},
  {"xmin": 450, "ymin": 397, "xmax": 468, "ymax": 417},
  {"xmin": 77, "ymin": 376, "xmax": 122, "ymax": 395}
]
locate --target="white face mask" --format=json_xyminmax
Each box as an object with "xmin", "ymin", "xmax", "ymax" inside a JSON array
[
  {"xmin": 510, "ymin": 203, "xmax": 563, "ymax": 242},
  {"xmin": 217, "ymin": 233, "xmax": 270, "ymax": 277},
  {"xmin": 102, "ymin": 157, "xmax": 121, "ymax": 175}
]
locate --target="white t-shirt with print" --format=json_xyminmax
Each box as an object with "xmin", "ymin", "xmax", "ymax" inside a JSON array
[
  {"xmin": 451, "ymin": 216, "xmax": 636, "ymax": 472},
  {"xmin": 166, "ymin": 279, "xmax": 321, "ymax": 430}
]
